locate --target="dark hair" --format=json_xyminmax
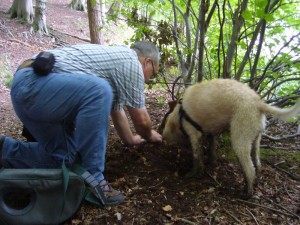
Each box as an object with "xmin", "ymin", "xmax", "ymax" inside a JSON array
[{"xmin": 131, "ymin": 41, "xmax": 160, "ymax": 65}]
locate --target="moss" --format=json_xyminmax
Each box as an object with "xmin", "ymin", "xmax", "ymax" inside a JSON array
[
  {"xmin": 261, "ymin": 148, "xmax": 300, "ymax": 173},
  {"xmin": 215, "ymin": 133, "xmax": 238, "ymax": 162},
  {"xmin": 215, "ymin": 133, "xmax": 300, "ymax": 173}
]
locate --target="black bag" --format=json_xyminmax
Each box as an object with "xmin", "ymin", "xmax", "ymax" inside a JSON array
[
  {"xmin": 0, "ymin": 163, "xmax": 105, "ymax": 225},
  {"xmin": 32, "ymin": 51, "xmax": 55, "ymax": 76}
]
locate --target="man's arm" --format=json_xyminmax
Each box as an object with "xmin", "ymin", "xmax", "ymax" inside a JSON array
[
  {"xmin": 110, "ymin": 108, "xmax": 145, "ymax": 146},
  {"xmin": 126, "ymin": 106, "xmax": 162, "ymax": 143},
  {"xmin": 111, "ymin": 107, "xmax": 162, "ymax": 145}
]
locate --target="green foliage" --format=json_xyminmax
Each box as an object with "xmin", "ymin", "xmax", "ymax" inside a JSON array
[
  {"xmin": 110, "ymin": 0, "xmax": 300, "ymax": 103},
  {"xmin": 0, "ymin": 54, "xmax": 13, "ymax": 88}
]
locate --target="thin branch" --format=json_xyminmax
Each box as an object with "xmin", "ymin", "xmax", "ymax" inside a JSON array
[
  {"xmin": 260, "ymin": 144, "xmax": 300, "ymax": 151},
  {"xmin": 262, "ymin": 133, "xmax": 300, "ymax": 141},
  {"xmin": 237, "ymin": 199, "xmax": 298, "ymax": 218},
  {"xmin": 9, "ymin": 38, "xmax": 32, "ymax": 47},
  {"xmin": 177, "ymin": 217, "xmax": 198, "ymax": 225},
  {"xmin": 223, "ymin": 209, "xmax": 243, "ymax": 224},
  {"xmin": 48, "ymin": 27, "xmax": 90, "ymax": 43},
  {"xmin": 262, "ymin": 197, "xmax": 300, "ymax": 220},
  {"xmin": 169, "ymin": 0, "xmax": 189, "ymax": 80},
  {"xmin": 264, "ymin": 160, "xmax": 300, "ymax": 181},
  {"xmin": 260, "ymin": 77, "xmax": 300, "ymax": 99},
  {"xmin": 245, "ymin": 208, "xmax": 260, "ymax": 225},
  {"xmin": 256, "ymin": 32, "xmax": 300, "ymax": 91},
  {"xmin": 235, "ymin": 19, "xmax": 263, "ymax": 80}
]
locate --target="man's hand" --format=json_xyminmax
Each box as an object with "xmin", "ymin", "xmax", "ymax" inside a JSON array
[
  {"xmin": 147, "ymin": 130, "xmax": 163, "ymax": 143},
  {"xmin": 132, "ymin": 134, "xmax": 146, "ymax": 145},
  {"xmin": 130, "ymin": 131, "xmax": 162, "ymax": 147}
]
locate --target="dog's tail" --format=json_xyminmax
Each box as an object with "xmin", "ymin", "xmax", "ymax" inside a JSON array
[{"xmin": 259, "ymin": 100, "xmax": 300, "ymax": 121}]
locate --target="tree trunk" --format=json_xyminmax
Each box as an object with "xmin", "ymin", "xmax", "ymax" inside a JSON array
[
  {"xmin": 87, "ymin": 0, "xmax": 104, "ymax": 44},
  {"xmin": 33, "ymin": 0, "xmax": 48, "ymax": 35},
  {"xmin": 9, "ymin": 0, "xmax": 34, "ymax": 24},
  {"xmin": 99, "ymin": 0, "xmax": 106, "ymax": 26},
  {"xmin": 70, "ymin": 0, "xmax": 87, "ymax": 12},
  {"xmin": 197, "ymin": 0, "xmax": 208, "ymax": 82},
  {"xmin": 225, "ymin": 0, "xmax": 248, "ymax": 79}
]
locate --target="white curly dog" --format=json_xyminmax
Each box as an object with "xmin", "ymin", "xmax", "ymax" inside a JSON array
[{"xmin": 163, "ymin": 79, "xmax": 300, "ymax": 198}]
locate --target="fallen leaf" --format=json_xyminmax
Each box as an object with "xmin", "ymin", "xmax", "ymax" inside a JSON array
[
  {"xmin": 162, "ymin": 205, "xmax": 173, "ymax": 212},
  {"xmin": 115, "ymin": 212, "xmax": 122, "ymax": 221}
]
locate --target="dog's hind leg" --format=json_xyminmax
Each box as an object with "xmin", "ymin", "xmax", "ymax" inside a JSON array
[
  {"xmin": 232, "ymin": 139, "xmax": 256, "ymax": 198},
  {"xmin": 251, "ymin": 133, "xmax": 262, "ymax": 173},
  {"xmin": 231, "ymin": 126, "xmax": 256, "ymax": 199},
  {"xmin": 251, "ymin": 115, "xmax": 265, "ymax": 174}
]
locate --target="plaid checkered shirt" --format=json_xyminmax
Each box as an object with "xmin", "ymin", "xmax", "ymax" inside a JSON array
[{"xmin": 45, "ymin": 44, "xmax": 145, "ymax": 110}]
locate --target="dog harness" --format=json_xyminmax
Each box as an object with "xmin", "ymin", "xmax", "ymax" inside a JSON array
[{"xmin": 179, "ymin": 103, "xmax": 204, "ymax": 136}]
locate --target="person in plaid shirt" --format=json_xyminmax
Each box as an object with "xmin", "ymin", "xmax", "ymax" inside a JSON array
[{"xmin": 0, "ymin": 41, "xmax": 162, "ymax": 205}]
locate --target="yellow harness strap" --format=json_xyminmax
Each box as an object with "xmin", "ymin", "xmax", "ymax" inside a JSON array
[{"xmin": 16, "ymin": 59, "xmax": 34, "ymax": 71}]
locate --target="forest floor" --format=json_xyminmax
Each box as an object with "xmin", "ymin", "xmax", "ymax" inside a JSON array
[{"xmin": 0, "ymin": 0, "xmax": 300, "ymax": 224}]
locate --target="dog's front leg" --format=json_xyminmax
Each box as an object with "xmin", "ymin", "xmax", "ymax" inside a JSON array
[
  {"xmin": 206, "ymin": 134, "xmax": 217, "ymax": 165},
  {"xmin": 185, "ymin": 134, "xmax": 204, "ymax": 178}
]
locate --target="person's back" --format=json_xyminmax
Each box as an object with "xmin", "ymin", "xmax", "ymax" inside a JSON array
[
  {"xmin": 46, "ymin": 44, "xmax": 138, "ymax": 76},
  {"xmin": 0, "ymin": 40, "xmax": 162, "ymax": 207}
]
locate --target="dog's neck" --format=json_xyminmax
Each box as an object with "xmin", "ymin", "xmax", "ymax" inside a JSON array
[{"xmin": 179, "ymin": 104, "xmax": 204, "ymax": 136}]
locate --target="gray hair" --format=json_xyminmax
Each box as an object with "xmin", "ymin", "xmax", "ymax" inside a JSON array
[{"xmin": 131, "ymin": 41, "xmax": 160, "ymax": 65}]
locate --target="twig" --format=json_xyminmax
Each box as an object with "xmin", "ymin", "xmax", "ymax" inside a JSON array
[
  {"xmin": 165, "ymin": 213, "xmax": 198, "ymax": 225},
  {"xmin": 265, "ymin": 160, "xmax": 300, "ymax": 181},
  {"xmin": 206, "ymin": 172, "xmax": 221, "ymax": 186},
  {"xmin": 260, "ymin": 145, "xmax": 300, "ymax": 151},
  {"xmin": 262, "ymin": 133, "xmax": 300, "ymax": 141},
  {"xmin": 283, "ymin": 183, "xmax": 294, "ymax": 200},
  {"xmin": 223, "ymin": 209, "xmax": 243, "ymax": 224},
  {"xmin": 0, "ymin": 18, "xmax": 14, "ymax": 38},
  {"xmin": 177, "ymin": 217, "xmax": 197, "ymax": 225},
  {"xmin": 48, "ymin": 26, "xmax": 90, "ymax": 43},
  {"xmin": 274, "ymin": 160, "xmax": 285, "ymax": 166},
  {"xmin": 262, "ymin": 196, "xmax": 300, "ymax": 220},
  {"xmin": 237, "ymin": 199, "xmax": 298, "ymax": 218},
  {"xmin": 9, "ymin": 38, "xmax": 32, "ymax": 47},
  {"xmin": 245, "ymin": 208, "xmax": 260, "ymax": 225},
  {"xmin": 148, "ymin": 179, "xmax": 165, "ymax": 189}
]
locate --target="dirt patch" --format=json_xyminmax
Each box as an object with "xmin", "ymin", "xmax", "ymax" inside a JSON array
[{"xmin": 0, "ymin": 1, "xmax": 299, "ymax": 224}]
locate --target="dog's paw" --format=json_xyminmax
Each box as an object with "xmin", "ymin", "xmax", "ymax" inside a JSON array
[
  {"xmin": 240, "ymin": 185, "xmax": 254, "ymax": 200},
  {"xmin": 240, "ymin": 192, "xmax": 253, "ymax": 200}
]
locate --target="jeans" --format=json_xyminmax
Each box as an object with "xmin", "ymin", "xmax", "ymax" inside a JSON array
[{"xmin": 2, "ymin": 67, "xmax": 112, "ymax": 182}]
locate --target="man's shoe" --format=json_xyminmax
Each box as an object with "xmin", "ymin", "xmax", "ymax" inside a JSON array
[{"xmin": 100, "ymin": 179, "xmax": 125, "ymax": 205}]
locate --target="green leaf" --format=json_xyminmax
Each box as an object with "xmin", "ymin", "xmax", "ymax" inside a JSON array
[
  {"xmin": 242, "ymin": 10, "xmax": 252, "ymax": 20},
  {"xmin": 257, "ymin": 0, "xmax": 267, "ymax": 8},
  {"xmin": 264, "ymin": 14, "xmax": 275, "ymax": 22},
  {"xmin": 256, "ymin": 10, "xmax": 265, "ymax": 19},
  {"xmin": 149, "ymin": 10, "xmax": 156, "ymax": 18}
]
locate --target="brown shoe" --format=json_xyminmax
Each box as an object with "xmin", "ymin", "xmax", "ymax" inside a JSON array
[{"xmin": 99, "ymin": 180, "xmax": 125, "ymax": 205}]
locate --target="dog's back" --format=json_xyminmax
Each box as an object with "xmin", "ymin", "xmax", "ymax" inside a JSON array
[
  {"xmin": 163, "ymin": 78, "xmax": 299, "ymax": 198},
  {"xmin": 182, "ymin": 79, "xmax": 262, "ymax": 134}
]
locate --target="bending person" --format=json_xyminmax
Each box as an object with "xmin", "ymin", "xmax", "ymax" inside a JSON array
[{"xmin": 0, "ymin": 41, "xmax": 162, "ymax": 205}]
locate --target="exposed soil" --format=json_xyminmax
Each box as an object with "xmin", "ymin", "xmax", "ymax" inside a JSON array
[{"xmin": 0, "ymin": 1, "xmax": 299, "ymax": 224}]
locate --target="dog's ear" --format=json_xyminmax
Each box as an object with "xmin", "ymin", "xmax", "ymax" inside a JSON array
[
  {"xmin": 168, "ymin": 100, "xmax": 178, "ymax": 112},
  {"xmin": 158, "ymin": 100, "xmax": 179, "ymax": 134}
]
